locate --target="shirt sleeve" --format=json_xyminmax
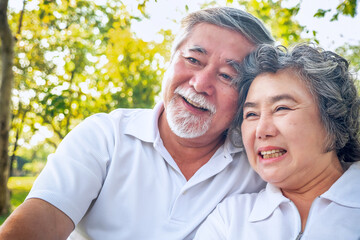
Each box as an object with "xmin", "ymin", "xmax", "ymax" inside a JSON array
[
  {"xmin": 193, "ymin": 205, "xmax": 228, "ymax": 240},
  {"xmin": 26, "ymin": 113, "xmax": 115, "ymax": 225}
]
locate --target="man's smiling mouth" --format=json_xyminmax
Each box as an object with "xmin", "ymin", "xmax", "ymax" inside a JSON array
[{"xmin": 183, "ymin": 96, "xmax": 209, "ymax": 111}]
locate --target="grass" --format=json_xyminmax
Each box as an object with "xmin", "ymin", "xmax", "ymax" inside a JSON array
[{"xmin": 0, "ymin": 176, "xmax": 36, "ymax": 225}]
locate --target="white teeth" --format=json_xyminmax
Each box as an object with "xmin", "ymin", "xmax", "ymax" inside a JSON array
[
  {"xmin": 185, "ymin": 97, "xmax": 207, "ymax": 110},
  {"xmin": 174, "ymin": 87, "xmax": 216, "ymax": 114},
  {"xmin": 260, "ymin": 149, "xmax": 286, "ymax": 159}
]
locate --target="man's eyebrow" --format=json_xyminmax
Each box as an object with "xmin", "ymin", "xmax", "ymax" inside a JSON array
[
  {"xmin": 226, "ymin": 59, "xmax": 241, "ymax": 71},
  {"xmin": 243, "ymin": 94, "xmax": 298, "ymax": 109},
  {"xmin": 188, "ymin": 45, "xmax": 207, "ymax": 54},
  {"xmin": 188, "ymin": 46, "xmax": 240, "ymax": 71}
]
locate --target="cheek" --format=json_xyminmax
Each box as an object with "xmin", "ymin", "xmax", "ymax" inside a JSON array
[
  {"xmin": 219, "ymin": 88, "xmax": 238, "ymax": 116},
  {"xmin": 284, "ymin": 115, "xmax": 321, "ymax": 147},
  {"xmin": 241, "ymin": 123, "xmax": 256, "ymax": 160},
  {"xmin": 162, "ymin": 63, "xmax": 182, "ymax": 102}
]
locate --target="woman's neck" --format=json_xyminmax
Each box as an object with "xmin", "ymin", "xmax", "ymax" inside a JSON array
[{"xmin": 281, "ymin": 159, "xmax": 344, "ymax": 231}]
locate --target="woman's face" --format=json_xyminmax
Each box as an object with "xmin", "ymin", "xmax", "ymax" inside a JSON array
[{"xmin": 241, "ymin": 69, "xmax": 335, "ymax": 189}]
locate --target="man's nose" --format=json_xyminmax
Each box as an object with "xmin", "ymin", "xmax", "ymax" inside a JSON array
[
  {"xmin": 255, "ymin": 115, "xmax": 277, "ymax": 139},
  {"xmin": 189, "ymin": 68, "xmax": 216, "ymax": 95}
]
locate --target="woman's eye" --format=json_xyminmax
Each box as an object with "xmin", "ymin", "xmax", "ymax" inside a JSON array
[
  {"xmin": 275, "ymin": 106, "xmax": 291, "ymax": 112},
  {"xmin": 244, "ymin": 112, "xmax": 257, "ymax": 119}
]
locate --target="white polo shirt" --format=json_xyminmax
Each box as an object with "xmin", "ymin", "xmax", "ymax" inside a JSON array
[
  {"xmin": 27, "ymin": 102, "xmax": 265, "ymax": 240},
  {"xmin": 194, "ymin": 161, "xmax": 360, "ymax": 240}
]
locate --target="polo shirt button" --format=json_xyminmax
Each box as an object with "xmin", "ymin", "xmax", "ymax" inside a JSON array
[{"xmin": 182, "ymin": 191, "xmax": 187, "ymax": 195}]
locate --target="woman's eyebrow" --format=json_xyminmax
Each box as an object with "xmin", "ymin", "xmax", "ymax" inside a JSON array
[
  {"xmin": 243, "ymin": 102, "xmax": 257, "ymax": 109},
  {"xmin": 271, "ymin": 94, "xmax": 298, "ymax": 103}
]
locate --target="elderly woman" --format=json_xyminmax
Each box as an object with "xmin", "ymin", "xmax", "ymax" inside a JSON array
[{"xmin": 194, "ymin": 44, "xmax": 360, "ymax": 239}]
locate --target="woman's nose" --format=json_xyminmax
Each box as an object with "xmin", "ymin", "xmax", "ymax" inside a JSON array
[{"xmin": 255, "ymin": 115, "xmax": 277, "ymax": 139}]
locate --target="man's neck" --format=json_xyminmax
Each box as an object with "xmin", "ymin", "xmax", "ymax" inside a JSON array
[{"xmin": 158, "ymin": 110, "xmax": 226, "ymax": 180}]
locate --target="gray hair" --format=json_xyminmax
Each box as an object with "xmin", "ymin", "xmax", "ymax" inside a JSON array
[
  {"xmin": 233, "ymin": 43, "xmax": 360, "ymax": 162},
  {"xmin": 171, "ymin": 7, "xmax": 274, "ymax": 56}
]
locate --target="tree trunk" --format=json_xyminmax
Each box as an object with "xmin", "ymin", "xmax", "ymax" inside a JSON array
[
  {"xmin": 10, "ymin": 104, "xmax": 28, "ymax": 176},
  {"xmin": 0, "ymin": 0, "xmax": 14, "ymax": 215}
]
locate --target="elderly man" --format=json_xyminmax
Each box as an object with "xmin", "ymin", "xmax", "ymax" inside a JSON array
[{"xmin": 0, "ymin": 7, "xmax": 274, "ymax": 240}]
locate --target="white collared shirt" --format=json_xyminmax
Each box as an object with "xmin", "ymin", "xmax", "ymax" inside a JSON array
[
  {"xmin": 27, "ymin": 102, "xmax": 265, "ymax": 240},
  {"xmin": 194, "ymin": 161, "xmax": 360, "ymax": 240}
]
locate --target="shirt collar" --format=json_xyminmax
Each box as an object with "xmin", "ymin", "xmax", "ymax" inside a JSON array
[
  {"xmin": 123, "ymin": 101, "xmax": 243, "ymax": 154},
  {"xmin": 249, "ymin": 183, "xmax": 290, "ymax": 222},
  {"xmin": 321, "ymin": 161, "xmax": 360, "ymax": 208},
  {"xmin": 123, "ymin": 101, "xmax": 164, "ymax": 143},
  {"xmin": 249, "ymin": 161, "xmax": 360, "ymax": 223}
]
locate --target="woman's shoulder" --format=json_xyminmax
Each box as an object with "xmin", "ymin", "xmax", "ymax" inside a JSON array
[{"xmin": 216, "ymin": 190, "xmax": 265, "ymax": 221}]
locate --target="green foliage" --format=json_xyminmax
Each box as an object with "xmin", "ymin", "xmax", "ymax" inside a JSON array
[
  {"xmin": 7, "ymin": 0, "xmax": 172, "ymax": 161},
  {"xmin": 22, "ymin": 161, "xmax": 46, "ymax": 176},
  {"xmin": 336, "ymin": 43, "xmax": 360, "ymax": 76},
  {"xmin": 0, "ymin": 177, "xmax": 35, "ymax": 224},
  {"xmin": 314, "ymin": 9, "xmax": 331, "ymax": 18},
  {"xmin": 105, "ymin": 27, "xmax": 172, "ymax": 108},
  {"xmin": 237, "ymin": 0, "xmax": 304, "ymax": 46},
  {"xmin": 314, "ymin": 0, "xmax": 358, "ymax": 21},
  {"xmin": 7, "ymin": 177, "xmax": 35, "ymax": 207},
  {"xmin": 5, "ymin": 0, "xmax": 360, "ymax": 175}
]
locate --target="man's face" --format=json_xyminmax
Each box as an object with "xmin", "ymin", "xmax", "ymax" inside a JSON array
[{"xmin": 162, "ymin": 23, "xmax": 255, "ymax": 139}]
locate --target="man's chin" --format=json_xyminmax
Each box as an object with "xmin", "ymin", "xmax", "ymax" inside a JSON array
[{"xmin": 169, "ymin": 121, "xmax": 210, "ymax": 139}]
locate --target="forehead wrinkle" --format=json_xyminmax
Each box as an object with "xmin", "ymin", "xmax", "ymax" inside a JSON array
[
  {"xmin": 271, "ymin": 94, "xmax": 298, "ymax": 104},
  {"xmin": 243, "ymin": 93, "xmax": 298, "ymax": 110}
]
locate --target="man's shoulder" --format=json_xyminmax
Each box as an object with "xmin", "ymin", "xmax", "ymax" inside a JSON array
[
  {"xmin": 109, "ymin": 107, "xmax": 153, "ymax": 116},
  {"xmin": 85, "ymin": 107, "xmax": 154, "ymax": 126}
]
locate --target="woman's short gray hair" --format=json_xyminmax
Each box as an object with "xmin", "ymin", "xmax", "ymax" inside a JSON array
[
  {"xmin": 233, "ymin": 43, "xmax": 360, "ymax": 162},
  {"xmin": 171, "ymin": 7, "xmax": 274, "ymax": 56}
]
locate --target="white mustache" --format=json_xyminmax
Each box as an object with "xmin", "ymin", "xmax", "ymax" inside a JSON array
[{"xmin": 174, "ymin": 87, "xmax": 216, "ymax": 114}]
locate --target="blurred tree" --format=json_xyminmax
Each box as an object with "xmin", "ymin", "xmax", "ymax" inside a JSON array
[
  {"xmin": 336, "ymin": 43, "xmax": 360, "ymax": 81},
  {"xmin": 2, "ymin": 0, "xmax": 170, "ymax": 216},
  {"xmin": 6, "ymin": 0, "xmax": 172, "ymax": 174},
  {"xmin": 0, "ymin": 0, "xmax": 14, "ymax": 215},
  {"xmin": 237, "ymin": 0, "xmax": 305, "ymax": 46},
  {"xmin": 313, "ymin": 0, "xmax": 360, "ymax": 79},
  {"xmin": 314, "ymin": 0, "xmax": 358, "ymax": 20}
]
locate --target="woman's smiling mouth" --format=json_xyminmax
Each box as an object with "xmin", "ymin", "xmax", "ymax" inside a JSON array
[{"xmin": 260, "ymin": 149, "xmax": 287, "ymax": 159}]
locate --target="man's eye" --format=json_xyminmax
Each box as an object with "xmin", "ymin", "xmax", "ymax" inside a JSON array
[
  {"xmin": 186, "ymin": 57, "xmax": 199, "ymax": 64},
  {"xmin": 219, "ymin": 73, "xmax": 233, "ymax": 81}
]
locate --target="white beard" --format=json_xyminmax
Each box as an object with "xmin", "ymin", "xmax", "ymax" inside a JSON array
[{"xmin": 166, "ymin": 87, "xmax": 216, "ymax": 138}]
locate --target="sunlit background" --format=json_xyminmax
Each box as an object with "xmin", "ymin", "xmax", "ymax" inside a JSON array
[
  {"xmin": 5, "ymin": 0, "xmax": 360, "ymax": 171},
  {"xmin": 10, "ymin": 0, "xmax": 360, "ymax": 50}
]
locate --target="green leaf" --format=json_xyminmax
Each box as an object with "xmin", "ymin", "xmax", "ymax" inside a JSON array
[{"xmin": 314, "ymin": 9, "xmax": 331, "ymax": 18}]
